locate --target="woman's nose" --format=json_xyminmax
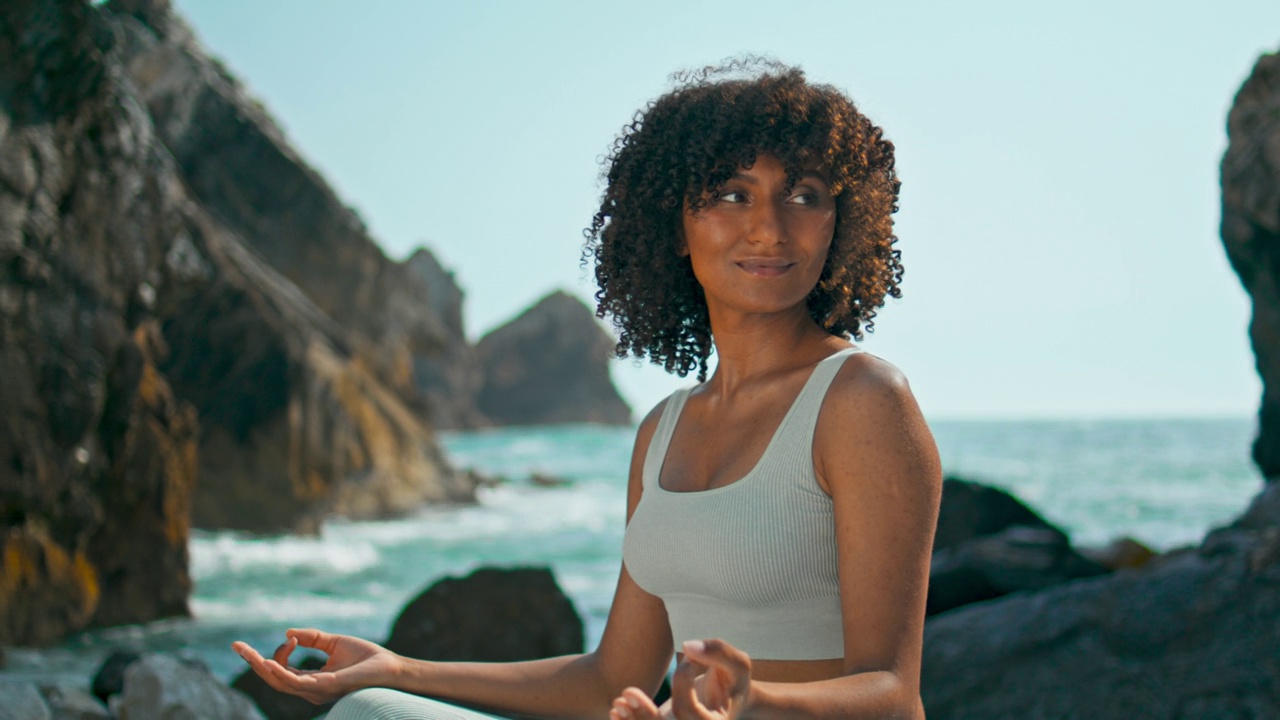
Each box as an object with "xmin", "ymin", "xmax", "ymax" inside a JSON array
[{"xmin": 745, "ymin": 200, "xmax": 786, "ymax": 246}]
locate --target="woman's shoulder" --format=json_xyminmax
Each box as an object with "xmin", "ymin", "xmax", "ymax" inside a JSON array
[{"xmin": 815, "ymin": 348, "xmax": 937, "ymax": 491}]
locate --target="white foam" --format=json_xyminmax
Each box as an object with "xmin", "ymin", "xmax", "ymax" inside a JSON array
[
  {"xmin": 190, "ymin": 532, "xmax": 380, "ymax": 577},
  {"xmin": 192, "ymin": 594, "xmax": 382, "ymax": 622}
]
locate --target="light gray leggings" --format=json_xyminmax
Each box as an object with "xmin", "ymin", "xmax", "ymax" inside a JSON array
[{"xmin": 325, "ymin": 688, "xmax": 511, "ymax": 720}]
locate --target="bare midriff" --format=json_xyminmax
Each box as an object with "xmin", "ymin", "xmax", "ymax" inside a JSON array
[{"xmin": 676, "ymin": 655, "xmax": 845, "ymax": 683}]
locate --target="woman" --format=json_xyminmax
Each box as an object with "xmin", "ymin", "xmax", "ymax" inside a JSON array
[{"xmin": 234, "ymin": 59, "xmax": 941, "ymax": 720}]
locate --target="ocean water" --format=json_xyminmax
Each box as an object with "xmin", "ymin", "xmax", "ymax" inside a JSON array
[{"xmin": 2, "ymin": 418, "xmax": 1263, "ymax": 688}]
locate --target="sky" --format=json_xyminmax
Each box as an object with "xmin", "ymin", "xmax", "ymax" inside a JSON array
[{"xmin": 171, "ymin": 0, "xmax": 1280, "ymax": 420}]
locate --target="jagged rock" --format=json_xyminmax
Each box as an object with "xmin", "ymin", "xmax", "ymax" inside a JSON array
[
  {"xmin": 105, "ymin": 2, "xmax": 458, "ymax": 418},
  {"xmin": 921, "ymin": 525, "xmax": 1280, "ymax": 719},
  {"xmin": 476, "ymin": 291, "xmax": 631, "ymax": 426},
  {"xmin": 38, "ymin": 685, "xmax": 110, "ymax": 720},
  {"xmin": 0, "ymin": 0, "xmax": 195, "ymax": 644},
  {"xmin": 231, "ymin": 653, "xmax": 331, "ymax": 720},
  {"xmin": 933, "ymin": 476, "xmax": 1058, "ymax": 552},
  {"xmin": 1222, "ymin": 49, "xmax": 1280, "ymax": 481},
  {"xmin": 403, "ymin": 248, "xmax": 486, "ymax": 430},
  {"xmin": 0, "ymin": 680, "xmax": 51, "ymax": 720},
  {"xmin": 385, "ymin": 566, "xmax": 584, "ymax": 662},
  {"xmin": 927, "ymin": 525, "xmax": 1109, "ymax": 616},
  {"xmin": 151, "ymin": 202, "xmax": 477, "ymax": 533},
  {"xmin": 109, "ymin": 654, "xmax": 265, "ymax": 720}
]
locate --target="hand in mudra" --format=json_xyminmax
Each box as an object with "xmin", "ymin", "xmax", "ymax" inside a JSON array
[
  {"xmin": 232, "ymin": 628, "xmax": 401, "ymax": 705},
  {"xmin": 611, "ymin": 639, "xmax": 752, "ymax": 720}
]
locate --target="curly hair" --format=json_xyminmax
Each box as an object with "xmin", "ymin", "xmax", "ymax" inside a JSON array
[{"xmin": 583, "ymin": 58, "xmax": 902, "ymax": 382}]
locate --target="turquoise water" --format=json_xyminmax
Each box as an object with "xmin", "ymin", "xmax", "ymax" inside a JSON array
[{"xmin": 2, "ymin": 418, "xmax": 1263, "ymax": 688}]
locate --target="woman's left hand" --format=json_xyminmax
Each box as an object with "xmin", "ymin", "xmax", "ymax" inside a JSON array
[{"xmin": 610, "ymin": 639, "xmax": 752, "ymax": 720}]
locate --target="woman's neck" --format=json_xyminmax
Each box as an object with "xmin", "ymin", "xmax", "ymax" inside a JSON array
[{"xmin": 704, "ymin": 306, "xmax": 844, "ymax": 397}]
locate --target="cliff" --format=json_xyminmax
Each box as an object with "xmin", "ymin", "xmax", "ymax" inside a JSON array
[{"xmin": 0, "ymin": 0, "xmax": 480, "ymax": 644}]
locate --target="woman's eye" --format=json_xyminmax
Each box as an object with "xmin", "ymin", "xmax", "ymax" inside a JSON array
[
  {"xmin": 717, "ymin": 191, "xmax": 747, "ymax": 204},
  {"xmin": 789, "ymin": 192, "xmax": 817, "ymax": 205}
]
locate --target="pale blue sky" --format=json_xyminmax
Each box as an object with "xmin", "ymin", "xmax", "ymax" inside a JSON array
[{"xmin": 172, "ymin": 0, "xmax": 1279, "ymax": 419}]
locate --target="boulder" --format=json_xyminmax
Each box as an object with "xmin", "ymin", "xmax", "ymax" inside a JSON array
[
  {"xmin": 927, "ymin": 525, "xmax": 1108, "ymax": 616},
  {"xmin": 0, "ymin": 0, "xmax": 195, "ymax": 644},
  {"xmin": 38, "ymin": 685, "xmax": 110, "ymax": 720},
  {"xmin": 1222, "ymin": 49, "xmax": 1280, "ymax": 481},
  {"xmin": 921, "ymin": 524, "xmax": 1280, "ymax": 719},
  {"xmin": 0, "ymin": 680, "xmax": 51, "ymax": 720},
  {"xmin": 385, "ymin": 566, "xmax": 584, "ymax": 662},
  {"xmin": 1079, "ymin": 536, "xmax": 1158, "ymax": 571},
  {"xmin": 230, "ymin": 653, "xmax": 332, "ymax": 720},
  {"xmin": 476, "ymin": 291, "xmax": 631, "ymax": 426},
  {"xmin": 109, "ymin": 653, "xmax": 265, "ymax": 720},
  {"xmin": 91, "ymin": 649, "xmax": 143, "ymax": 703},
  {"xmin": 933, "ymin": 476, "xmax": 1058, "ymax": 552}
]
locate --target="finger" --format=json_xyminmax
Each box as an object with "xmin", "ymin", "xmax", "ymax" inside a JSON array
[
  {"xmin": 682, "ymin": 639, "xmax": 751, "ymax": 680},
  {"xmin": 273, "ymin": 635, "xmax": 298, "ymax": 666},
  {"xmin": 286, "ymin": 627, "xmax": 340, "ymax": 654},
  {"xmin": 622, "ymin": 687, "xmax": 661, "ymax": 718},
  {"xmin": 670, "ymin": 658, "xmax": 713, "ymax": 719},
  {"xmin": 610, "ymin": 696, "xmax": 633, "ymax": 720}
]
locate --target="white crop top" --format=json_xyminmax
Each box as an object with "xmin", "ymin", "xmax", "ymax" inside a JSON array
[{"xmin": 622, "ymin": 347, "xmax": 860, "ymax": 661}]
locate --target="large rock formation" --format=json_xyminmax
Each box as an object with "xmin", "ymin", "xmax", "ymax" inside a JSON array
[
  {"xmin": 104, "ymin": 0, "xmax": 453, "ymax": 421},
  {"xmin": 0, "ymin": 0, "xmax": 196, "ymax": 644},
  {"xmin": 1223, "ymin": 49, "xmax": 1280, "ymax": 481},
  {"xmin": 0, "ymin": 0, "xmax": 478, "ymax": 646},
  {"xmin": 918, "ymin": 48, "xmax": 1280, "ymax": 718},
  {"xmin": 476, "ymin": 291, "xmax": 632, "ymax": 426}
]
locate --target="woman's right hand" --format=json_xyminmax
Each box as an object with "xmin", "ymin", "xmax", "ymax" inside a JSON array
[{"xmin": 232, "ymin": 628, "xmax": 403, "ymax": 705}]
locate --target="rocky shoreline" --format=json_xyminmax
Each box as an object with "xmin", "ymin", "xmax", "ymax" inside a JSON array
[
  {"xmin": 1, "ymin": 0, "xmax": 630, "ymax": 649},
  {"xmin": 2, "ymin": 0, "xmax": 1279, "ymax": 717}
]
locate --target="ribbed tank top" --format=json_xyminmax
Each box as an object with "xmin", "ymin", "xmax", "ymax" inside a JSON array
[{"xmin": 622, "ymin": 347, "xmax": 861, "ymax": 661}]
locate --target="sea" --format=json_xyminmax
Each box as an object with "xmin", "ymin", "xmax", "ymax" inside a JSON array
[{"xmin": 1, "ymin": 418, "xmax": 1265, "ymax": 688}]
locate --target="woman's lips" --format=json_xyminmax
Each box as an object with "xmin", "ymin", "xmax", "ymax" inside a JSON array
[{"xmin": 736, "ymin": 259, "xmax": 796, "ymax": 277}]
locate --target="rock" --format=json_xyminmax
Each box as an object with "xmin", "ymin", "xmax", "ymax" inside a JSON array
[
  {"xmin": 1079, "ymin": 536, "xmax": 1158, "ymax": 571},
  {"xmin": 529, "ymin": 472, "xmax": 571, "ymax": 488},
  {"xmin": 385, "ymin": 566, "xmax": 584, "ymax": 662},
  {"xmin": 1222, "ymin": 49, "xmax": 1280, "ymax": 482},
  {"xmin": 109, "ymin": 654, "xmax": 265, "ymax": 720},
  {"xmin": 38, "ymin": 685, "xmax": 110, "ymax": 720},
  {"xmin": 231, "ymin": 653, "xmax": 331, "ymax": 720},
  {"xmin": 91, "ymin": 649, "xmax": 142, "ymax": 703},
  {"xmin": 475, "ymin": 291, "xmax": 631, "ymax": 426},
  {"xmin": 927, "ymin": 525, "xmax": 1109, "ymax": 616},
  {"xmin": 1, "ymin": 0, "xmax": 195, "ymax": 644},
  {"xmin": 933, "ymin": 476, "xmax": 1058, "ymax": 552},
  {"xmin": 105, "ymin": 3, "xmax": 459, "ymax": 420},
  {"xmin": 150, "ymin": 204, "xmax": 478, "ymax": 533},
  {"xmin": 1232, "ymin": 480, "xmax": 1280, "ymax": 530},
  {"xmin": 404, "ymin": 247, "xmax": 487, "ymax": 430},
  {"xmin": 0, "ymin": 680, "xmax": 51, "ymax": 720},
  {"xmin": 921, "ymin": 524, "xmax": 1280, "ymax": 719}
]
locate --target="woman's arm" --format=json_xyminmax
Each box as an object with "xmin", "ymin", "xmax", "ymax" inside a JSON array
[{"xmin": 235, "ymin": 402, "xmax": 677, "ymax": 720}]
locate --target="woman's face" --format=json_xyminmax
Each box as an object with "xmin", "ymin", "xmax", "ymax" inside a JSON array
[{"xmin": 680, "ymin": 153, "xmax": 836, "ymax": 320}]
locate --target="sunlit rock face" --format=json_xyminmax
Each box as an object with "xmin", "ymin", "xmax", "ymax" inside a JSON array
[
  {"xmin": 0, "ymin": 0, "xmax": 195, "ymax": 644},
  {"xmin": 1223, "ymin": 50, "xmax": 1280, "ymax": 482}
]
